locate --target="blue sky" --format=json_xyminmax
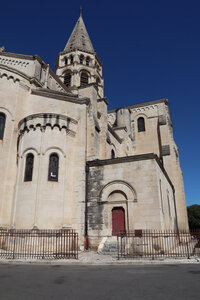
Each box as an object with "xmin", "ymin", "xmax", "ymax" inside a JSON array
[{"xmin": 1, "ymin": 0, "xmax": 199, "ymax": 206}]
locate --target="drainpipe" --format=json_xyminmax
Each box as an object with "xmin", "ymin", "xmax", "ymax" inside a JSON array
[
  {"xmin": 173, "ymin": 190, "xmax": 179, "ymax": 232},
  {"xmin": 85, "ymin": 163, "xmax": 89, "ymax": 249}
]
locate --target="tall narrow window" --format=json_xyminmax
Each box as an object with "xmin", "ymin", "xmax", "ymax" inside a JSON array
[
  {"xmin": 111, "ymin": 149, "xmax": 115, "ymax": 159},
  {"xmin": 86, "ymin": 56, "xmax": 90, "ymax": 66},
  {"xmin": 24, "ymin": 153, "xmax": 34, "ymax": 182},
  {"xmin": 64, "ymin": 57, "xmax": 68, "ymax": 65},
  {"xmin": 0, "ymin": 113, "xmax": 6, "ymax": 140},
  {"xmin": 48, "ymin": 153, "xmax": 59, "ymax": 181},
  {"xmin": 80, "ymin": 55, "xmax": 84, "ymax": 64},
  {"xmin": 64, "ymin": 72, "xmax": 71, "ymax": 87},
  {"xmin": 80, "ymin": 72, "xmax": 89, "ymax": 86},
  {"xmin": 137, "ymin": 117, "xmax": 145, "ymax": 132},
  {"xmin": 70, "ymin": 55, "xmax": 73, "ymax": 64}
]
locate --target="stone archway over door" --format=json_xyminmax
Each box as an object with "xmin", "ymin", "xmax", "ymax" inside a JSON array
[{"xmin": 112, "ymin": 207, "xmax": 125, "ymax": 236}]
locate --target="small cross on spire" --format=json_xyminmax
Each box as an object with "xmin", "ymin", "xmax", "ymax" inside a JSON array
[{"xmin": 80, "ymin": 6, "xmax": 83, "ymax": 17}]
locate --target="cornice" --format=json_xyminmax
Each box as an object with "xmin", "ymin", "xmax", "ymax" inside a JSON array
[
  {"xmin": 0, "ymin": 64, "xmax": 43, "ymax": 87},
  {"xmin": 31, "ymin": 88, "xmax": 90, "ymax": 105},
  {"xmin": 108, "ymin": 98, "xmax": 168, "ymax": 113}
]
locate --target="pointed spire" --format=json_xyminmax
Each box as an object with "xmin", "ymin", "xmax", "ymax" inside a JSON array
[{"xmin": 64, "ymin": 13, "xmax": 95, "ymax": 53}]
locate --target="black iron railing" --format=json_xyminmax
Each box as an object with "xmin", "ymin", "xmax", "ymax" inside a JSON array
[
  {"xmin": 117, "ymin": 230, "xmax": 200, "ymax": 260},
  {"xmin": 0, "ymin": 229, "xmax": 78, "ymax": 259}
]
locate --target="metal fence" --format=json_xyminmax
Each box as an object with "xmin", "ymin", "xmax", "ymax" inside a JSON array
[
  {"xmin": 0, "ymin": 229, "xmax": 78, "ymax": 259},
  {"xmin": 117, "ymin": 230, "xmax": 200, "ymax": 260}
]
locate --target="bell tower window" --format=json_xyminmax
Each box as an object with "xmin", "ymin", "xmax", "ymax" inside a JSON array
[
  {"xmin": 80, "ymin": 55, "xmax": 84, "ymax": 64},
  {"xmin": 48, "ymin": 153, "xmax": 59, "ymax": 182},
  {"xmin": 0, "ymin": 113, "xmax": 6, "ymax": 140},
  {"xmin": 86, "ymin": 56, "xmax": 90, "ymax": 66},
  {"xmin": 70, "ymin": 55, "xmax": 73, "ymax": 64},
  {"xmin": 64, "ymin": 72, "xmax": 72, "ymax": 87},
  {"xmin": 80, "ymin": 72, "xmax": 89, "ymax": 86},
  {"xmin": 64, "ymin": 57, "xmax": 68, "ymax": 65}
]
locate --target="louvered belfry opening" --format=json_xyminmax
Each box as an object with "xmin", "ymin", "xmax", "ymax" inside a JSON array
[
  {"xmin": 64, "ymin": 72, "xmax": 71, "ymax": 87},
  {"xmin": 80, "ymin": 72, "xmax": 89, "ymax": 87}
]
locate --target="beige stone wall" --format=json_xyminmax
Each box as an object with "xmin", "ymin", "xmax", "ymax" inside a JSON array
[
  {"xmin": 0, "ymin": 70, "xmax": 88, "ymax": 245},
  {"xmin": 87, "ymin": 156, "xmax": 176, "ymax": 249},
  {"xmin": 0, "ymin": 49, "xmax": 188, "ymax": 253},
  {"xmin": 107, "ymin": 100, "xmax": 188, "ymax": 231}
]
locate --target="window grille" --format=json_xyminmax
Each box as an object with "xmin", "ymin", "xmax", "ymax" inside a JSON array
[
  {"xmin": 24, "ymin": 153, "xmax": 34, "ymax": 182},
  {"xmin": 48, "ymin": 153, "xmax": 59, "ymax": 181},
  {"xmin": 0, "ymin": 113, "xmax": 6, "ymax": 140}
]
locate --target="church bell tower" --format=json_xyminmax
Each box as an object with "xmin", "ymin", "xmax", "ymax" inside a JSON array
[{"xmin": 55, "ymin": 12, "xmax": 104, "ymax": 98}]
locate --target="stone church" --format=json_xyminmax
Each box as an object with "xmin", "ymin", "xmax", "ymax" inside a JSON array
[{"xmin": 0, "ymin": 13, "xmax": 188, "ymax": 249}]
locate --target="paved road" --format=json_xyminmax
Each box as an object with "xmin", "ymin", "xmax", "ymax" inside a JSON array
[{"xmin": 0, "ymin": 263, "xmax": 200, "ymax": 299}]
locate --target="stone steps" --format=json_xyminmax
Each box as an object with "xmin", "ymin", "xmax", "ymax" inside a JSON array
[{"xmin": 98, "ymin": 237, "xmax": 118, "ymax": 256}]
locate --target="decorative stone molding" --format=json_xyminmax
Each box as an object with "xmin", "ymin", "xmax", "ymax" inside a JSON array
[
  {"xmin": 18, "ymin": 113, "xmax": 78, "ymax": 137},
  {"xmin": 0, "ymin": 71, "xmax": 20, "ymax": 83},
  {"xmin": 0, "ymin": 57, "xmax": 29, "ymax": 68},
  {"xmin": 99, "ymin": 180, "xmax": 137, "ymax": 203}
]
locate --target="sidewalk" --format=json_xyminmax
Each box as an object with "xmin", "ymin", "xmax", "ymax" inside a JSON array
[{"xmin": 0, "ymin": 251, "xmax": 199, "ymax": 265}]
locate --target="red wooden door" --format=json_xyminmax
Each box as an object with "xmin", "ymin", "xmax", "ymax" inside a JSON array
[{"xmin": 112, "ymin": 207, "xmax": 125, "ymax": 236}]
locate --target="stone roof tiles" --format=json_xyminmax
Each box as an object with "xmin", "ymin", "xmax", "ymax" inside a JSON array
[{"xmin": 64, "ymin": 15, "xmax": 94, "ymax": 53}]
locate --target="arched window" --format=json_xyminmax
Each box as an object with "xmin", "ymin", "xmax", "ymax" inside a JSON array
[
  {"xmin": 64, "ymin": 72, "xmax": 71, "ymax": 87},
  {"xmin": 70, "ymin": 55, "xmax": 73, "ymax": 64},
  {"xmin": 24, "ymin": 153, "xmax": 34, "ymax": 182},
  {"xmin": 111, "ymin": 149, "xmax": 115, "ymax": 159},
  {"xmin": 0, "ymin": 113, "xmax": 6, "ymax": 140},
  {"xmin": 64, "ymin": 57, "xmax": 68, "ymax": 65},
  {"xmin": 80, "ymin": 72, "xmax": 89, "ymax": 86},
  {"xmin": 80, "ymin": 55, "xmax": 84, "ymax": 64},
  {"xmin": 48, "ymin": 153, "xmax": 59, "ymax": 181},
  {"xmin": 86, "ymin": 56, "xmax": 90, "ymax": 66},
  {"xmin": 137, "ymin": 117, "xmax": 145, "ymax": 132}
]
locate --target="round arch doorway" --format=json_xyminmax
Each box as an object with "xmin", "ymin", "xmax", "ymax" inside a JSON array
[{"xmin": 112, "ymin": 207, "xmax": 126, "ymax": 236}]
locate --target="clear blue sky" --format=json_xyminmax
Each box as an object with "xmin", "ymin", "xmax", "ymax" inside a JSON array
[{"xmin": 1, "ymin": 0, "xmax": 199, "ymax": 206}]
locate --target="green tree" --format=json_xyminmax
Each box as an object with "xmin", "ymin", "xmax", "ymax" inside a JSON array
[{"xmin": 187, "ymin": 205, "xmax": 200, "ymax": 230}]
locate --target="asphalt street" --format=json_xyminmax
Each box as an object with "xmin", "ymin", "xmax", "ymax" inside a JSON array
[{"xmin": 0, "ymin": 263, "xmax": 199, "ymax": 299}]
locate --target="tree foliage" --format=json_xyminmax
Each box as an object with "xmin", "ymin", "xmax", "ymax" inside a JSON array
[{"xmin": 187, "ymin": 205, "xmax": 200, "ymax": 230}]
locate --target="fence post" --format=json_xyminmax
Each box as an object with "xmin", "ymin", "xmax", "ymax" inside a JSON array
[
  {"xmin": 12, "ymin": 234, "xmax": 16, "ymax": 260},
  {"xmin": 186, "ymin": 241, "xmax": 190, "ymax": 259},
  {"xmin": 117, "ymin": 236, "xmax": 119, "ymax": 260}
]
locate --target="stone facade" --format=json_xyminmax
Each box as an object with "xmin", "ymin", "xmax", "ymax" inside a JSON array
[{"xmin": 0, "ymin": 14, "xmax": 188, "ymax": 249}]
